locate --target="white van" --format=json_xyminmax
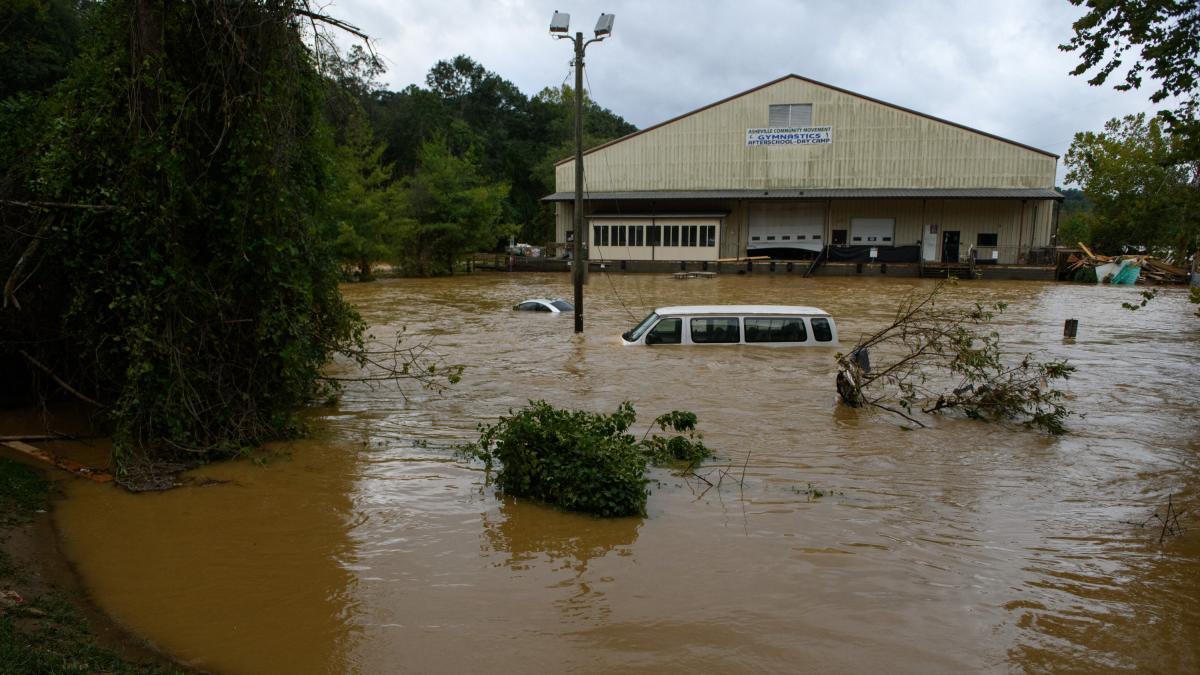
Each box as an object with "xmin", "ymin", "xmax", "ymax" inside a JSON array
[{"xmin": 621, "ymin": 305, "xmax": 838, "ymax": 346}]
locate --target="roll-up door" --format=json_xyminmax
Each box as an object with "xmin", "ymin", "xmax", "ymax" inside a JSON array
[
  {"xmin": 748, "ymin": 202, "xmax": 825, "ymax": 252},
  {"xmin": 849, "ymin": 218, "xmax": 895, "ymax": 246}
]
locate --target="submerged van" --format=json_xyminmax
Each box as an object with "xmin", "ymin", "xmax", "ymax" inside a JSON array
[{"xmin": 621, "ymin": 305, "xmax": 837, "ymax": 346}]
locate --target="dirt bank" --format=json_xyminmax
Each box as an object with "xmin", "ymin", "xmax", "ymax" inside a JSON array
[{"xmin": 0, "ymin": 455, "xmax": 185, "ymax": 673}]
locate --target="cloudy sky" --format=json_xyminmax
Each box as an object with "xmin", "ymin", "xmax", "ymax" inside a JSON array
[{"xmin": 327, "ymin": 0, "xmax": 1169, "ymax": 186}]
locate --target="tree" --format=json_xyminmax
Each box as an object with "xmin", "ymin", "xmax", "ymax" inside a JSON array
[
  {"xmin": 1062, "ymin": 0, "xmax": 1200, "ymax": 135},
  {"xmin": 1, "ymin": 1, "xmax": 366, "ymax": 471},
  {"xmin": 398, "ymin": 137, "xmax": 511, "ymax": 275},
  {"xmin": 836, "ymin": 282, "xmax": 1075, "ymax": 434},
  {"xmin": 1065, "ymin": 113, "xmax": 1199, "ymax": 254},
  {"xmin": 364, "ymin": 59, "xmax": 637, "ymax": 249},
  {"xmin": 0, "ymin": 0, "xmax": 85, "ymax": 100},
  {"xmin": 329, "ymin": 121, "xmax": 406, "ymax": 280}
]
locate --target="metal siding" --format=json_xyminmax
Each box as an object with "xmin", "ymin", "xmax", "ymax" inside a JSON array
[{"xmin": 557, "ymin": 78, "xmax": 1056, "ymax": 193}]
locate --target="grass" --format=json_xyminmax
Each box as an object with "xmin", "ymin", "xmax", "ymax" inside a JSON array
[{"xmin": 0, "ymin": 457, "xmax": 180, "ymax": 674}]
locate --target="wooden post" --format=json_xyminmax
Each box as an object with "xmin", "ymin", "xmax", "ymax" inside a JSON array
[{"xmin": 1063, "ymin": 319, "xmax": 1078, "ymax": 339}]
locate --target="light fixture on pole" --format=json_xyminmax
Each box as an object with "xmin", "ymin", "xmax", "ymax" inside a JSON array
[{"xmin": 550, "ymin": 10, "xmax": 614, "ymax": 334}]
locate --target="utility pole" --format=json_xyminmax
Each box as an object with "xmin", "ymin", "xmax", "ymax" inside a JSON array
[
  {"xmin": 573, "ymin": 31, "xmax": 585, "ymax": 333},
  {"xmin": 551, "ymin": 11, "xmax": 614, "ymax": 334}
]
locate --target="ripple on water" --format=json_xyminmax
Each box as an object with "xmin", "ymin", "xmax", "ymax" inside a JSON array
[{"xmin": 50, "ymin": 275, "xmax": 1200, "ymax": 674}]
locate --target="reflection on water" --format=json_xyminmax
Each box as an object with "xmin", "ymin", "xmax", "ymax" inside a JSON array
[{"xmin": 52, "ymin": 274, "xmax": 1200, "ymax": 673}]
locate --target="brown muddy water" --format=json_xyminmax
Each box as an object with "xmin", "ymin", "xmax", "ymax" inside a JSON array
[{"xmin": 50, "ymin": 274, "xmax": 1200, "ymax": 673}]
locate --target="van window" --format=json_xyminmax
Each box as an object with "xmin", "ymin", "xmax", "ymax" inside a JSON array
[
  {"xmin": 690, "ymin": 317, "xmax": 740, "ymax": 344},
  {"xmin": 745, "ymin": 317, "xmax": 807, "ymax": 343},
  {"xmin": 645, "ymin": 318, "xmax": 682, "ymax": 345},
  {"xmin": 810, "ymin": 317, "xmax": 833, "ymax": 342}
]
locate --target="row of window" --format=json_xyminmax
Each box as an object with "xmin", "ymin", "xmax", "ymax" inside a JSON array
[
  {"xmin": 646, "ymin": 316, "xmax": 833, "ymax": 345},
  {"xmin": 593, "ymin": 224, "xmax": 717, "ymax": 248}
]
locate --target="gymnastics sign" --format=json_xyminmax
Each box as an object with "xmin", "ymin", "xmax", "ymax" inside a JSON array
[{"xmin": 746, "ymin": 126, "xmax": 833, "ymax": 146}]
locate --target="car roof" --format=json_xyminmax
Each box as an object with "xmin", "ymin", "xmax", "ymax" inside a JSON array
[{"xmin": 654, "ymin": 305, "xmax": 830, "ymax": 316}]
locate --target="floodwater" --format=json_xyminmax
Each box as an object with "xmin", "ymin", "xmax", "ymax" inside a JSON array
[{"xmin": 51, "ymin": 274, "xmax": 1200, "ymax": 673}]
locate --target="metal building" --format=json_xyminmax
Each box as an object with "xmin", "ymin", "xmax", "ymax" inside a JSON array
[{"xmin": 545, "ymin": 75, "xmax": 1062, "ymax": 270}]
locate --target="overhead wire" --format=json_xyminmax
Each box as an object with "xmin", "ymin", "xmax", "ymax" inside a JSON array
[{"xmin": 582, "ymin": 65, "xmax": 645, "ymax": 322}]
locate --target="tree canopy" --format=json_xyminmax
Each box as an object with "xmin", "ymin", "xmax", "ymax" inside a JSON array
[
  {"xmin": 1, "ymin": 1, "xmax": 363, "ymax": 468},
  {"xmin": 1065, "ymin": 113, "xmax": 1199, "ymax": 254},
  {"xmin": 1062, "ymin": 0, "xmax": 1200, "ymax": 131}
]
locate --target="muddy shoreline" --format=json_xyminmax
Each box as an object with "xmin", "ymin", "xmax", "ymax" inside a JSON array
[{"xmin": 0, "ymin": 455, "xmax": 188, "ymax": 673}]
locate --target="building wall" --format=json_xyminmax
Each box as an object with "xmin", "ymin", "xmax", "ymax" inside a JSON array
[
  {"xmin": 555, "ymin": 77, "xmax": 1057, "ymax": 193},
  {"xmin": 560, "ymin": 197, "xmax": 1055, "ymax": 263}
]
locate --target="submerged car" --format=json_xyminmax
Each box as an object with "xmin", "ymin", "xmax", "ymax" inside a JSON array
[
  {"xmin": 621, "ymin": 305, "xmax": 837, "ymax": 346},
  {"xmin": 513, "ymin": 298, "xmax": 575, "ymax": 313}
]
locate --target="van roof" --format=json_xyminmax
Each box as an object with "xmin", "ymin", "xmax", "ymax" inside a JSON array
[{"xmin": 655, "ymin": 305, "xmax": 830, "ymax": 316}]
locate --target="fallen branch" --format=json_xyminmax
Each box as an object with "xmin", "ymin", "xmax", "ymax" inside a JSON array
[{"xmin": 18, "ymin": 350, "xmax": 103, "ymax": 408}]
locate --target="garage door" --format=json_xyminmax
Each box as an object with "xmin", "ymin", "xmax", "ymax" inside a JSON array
[
  {"xmin": 748, "ymin": 202, "xmax": 825, "ymax": 252},
  {"xmin": 849, "ymin": 218, "xmax": 895, "ymax": 246}
]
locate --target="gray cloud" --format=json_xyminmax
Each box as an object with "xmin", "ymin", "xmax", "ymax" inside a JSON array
[{"xmin": 328, "ymin": 0, "xmax": 1175, "ymax": 185}]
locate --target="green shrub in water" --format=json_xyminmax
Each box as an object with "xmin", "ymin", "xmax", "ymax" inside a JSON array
[{"xmin": 472, "ymin": 401, "xmax": 712, "ymax": 517}]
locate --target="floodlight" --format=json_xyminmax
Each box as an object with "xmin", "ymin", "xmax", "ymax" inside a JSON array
[
  {"xmin": 594, "ymin": 13, "xmax": 615, "ymax": 37},
  {"xmin": 550, "ymin": 11, "xmax": 570, "ymax": 33}
]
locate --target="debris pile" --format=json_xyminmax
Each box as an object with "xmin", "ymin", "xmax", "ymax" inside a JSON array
[{"xmin": 1066, "ymin": 242, "xmax": 1191, "ymax": 285}]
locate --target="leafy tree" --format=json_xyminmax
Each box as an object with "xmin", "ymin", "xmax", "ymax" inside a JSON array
[
  {"xmin": 1065, "ymin": 113, "xmax": 1199, "ymax": 254},
  {"xmin": 0, "ymin": 0, "xmax": 85, "ymax": 100},
  {"xmin": 1, "ymin": 1, "xmax": 364, "ymax": 470},
  {"xmin": 525, "ymin": 85, "xmax": 636, "ymax": 242},
  {"xmin": 1062, "ymin": 0, "xmax": 1199, "ymax": 131},
  {"xmin": 330, "ymin": 122, "xmax": 405, "ymax": 280},
  {"xmin": 363, "ymin": 58, "xmax": 636, "ymax": 249},
  {"xmin": 398, "ymin": 137, "xmax": 512, "ymax": 275}
]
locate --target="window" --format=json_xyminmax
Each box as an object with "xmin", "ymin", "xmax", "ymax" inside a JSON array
[
  {"xmin": 744, "ymin": 317, "xmax": 807, "ymax": 343},
  {"xmin": 977, "ymin": 233, "xmax": 998, "ymax": 246},
  {"xmin": 645, "ymin": 318, "xmax": 682, "ymax": 345},
  {"xmin": 633, "ymin": 226, "xmax": 644, "ymax": 246},
  {"xmin": 688, "ymin": 225, "xmax": 698, "ymax": 246},
  {"xmin": 518, "ymin": 302, "xmax": 551, "ymax": 312},
  {"xmin": 616, "ymin": 225, "xmax": 626, "ymax": 246},
  {"xmin": 625, "ymin": 312, "xmax": 658, "ymax": 342},
  {"xmin": 648, "ymin": 225, "xmax": 661, "ymax": 246},
  {"xmin": 669, "ymin": 226, "xmax": 680, "ymax": 246},
  {"xmin": 768, "ymin": 103, "xmax": 813, "ymax": 127},
  {"xmin": 550, "ymin": 300, "xmax": 574, "ymax": 311},
  {"xmin": 690, "ymin": 317, "xmax": 740, "ymax": 344},
  {"xmin": 751, "ymin": 236, "xmax": 761, "ymax": 241},
  {"xmin": 703, "ymin": 225, "xmax": 716, "ymax": 246},
  {"xmin": 766, "ymin": 235, "xmax": 776, "ymax": 241},
  {"xmin": 810, "ymin": 317, "xmax": 833, "ymax": 342},
  {"xmin": 593, "ymin": 225, "xmax": 602, "ymax": 247}
]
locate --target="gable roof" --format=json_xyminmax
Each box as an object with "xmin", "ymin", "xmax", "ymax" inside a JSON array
[{"xmin": 555, "ymin": 74, "xmax": 1058, "ymax": 166}]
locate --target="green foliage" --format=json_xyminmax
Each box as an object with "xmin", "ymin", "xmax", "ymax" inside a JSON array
[
  {"xmin": 1062, "ymin": 0, "xmax": 1199, "ymax": 132},
  {"xmin": 0, "ymin": 0, "xmax": 84, "ymax": 99},
  {"xmin": 837, "ymin": 282, "xmax": 1075, "ymax": 434},
  {"xmin": 1065, "ymin": 114, "xmax": 1199, "ymax": 255},
  {"xmin": 0, "ymin": 1, "xmax": 363, "ymax": 467},
  {"xmin": 1122, "ymin": 288, "xmax": 1160, "ymax": 311},
  {"xmin": 396, "ymin": 136, "xmax": 512, "ymax": 275},
  {"xmin": 639, "ymin": 410, "xmax": 712, "ymax": 470},
  {"xmin": 364, "ymin": 57, "xmax": 636, "ymax": 245},
  {"xmin": 470, "ymin": 401, "xmax": 713, "ymax": 517},
  {"xmin": 329, "ymin": 117, "xmax": 406, "ymax": 280}
]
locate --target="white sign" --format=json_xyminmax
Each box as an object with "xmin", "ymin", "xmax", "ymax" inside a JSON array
[{"xmin": 746, "ymin": 126, "xmax": 833, "ymax": 146}]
